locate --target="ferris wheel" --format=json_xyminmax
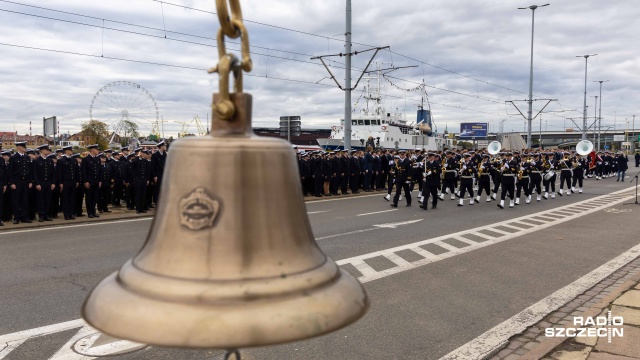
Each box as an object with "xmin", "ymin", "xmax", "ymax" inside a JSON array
[{"xmin": 89, "ymin": 81, "xmax": 159, "ymax": 143}]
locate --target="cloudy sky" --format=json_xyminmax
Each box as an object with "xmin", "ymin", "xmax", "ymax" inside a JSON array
[{"xmin": 0, "ymin": 0, "xmax": 639, "ymax": 139}]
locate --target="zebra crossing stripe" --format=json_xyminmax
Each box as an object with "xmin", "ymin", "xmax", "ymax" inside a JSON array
[{"xmin": 336, "ymin": 188, "xmax": 636, "ymax": 283}]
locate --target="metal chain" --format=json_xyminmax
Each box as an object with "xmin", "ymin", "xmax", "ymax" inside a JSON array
[{"xmin": 208, "ymin": 0, "xmax": 253, "ymax": 121}]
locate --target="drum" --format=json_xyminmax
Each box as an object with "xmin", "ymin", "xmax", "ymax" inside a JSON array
[{"xmin": 544, "ymin": 170, "xmax": 556, "ymax": 181}]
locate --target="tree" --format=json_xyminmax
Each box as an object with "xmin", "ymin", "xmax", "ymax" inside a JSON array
[
  {"xmin": 81, "ymin": 120, "xmax": 109, "ymax": 150},
  {"xmin": 120, "ymin": 120, "xmax": 140, "ymax": 141}
]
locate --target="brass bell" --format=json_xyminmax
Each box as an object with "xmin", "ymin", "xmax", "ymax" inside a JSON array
[{"xmin": 82, "ymin": 93, "xmax": 369, "ymax": 348}]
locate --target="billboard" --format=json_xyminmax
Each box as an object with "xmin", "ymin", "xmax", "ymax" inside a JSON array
[
  {"xmin": 459, "ymin": 122, "xmax": 488, "ymax": 139},
  {"xmin": 613, "ymin": 135, "xmax": 625, "ymax": 142}
]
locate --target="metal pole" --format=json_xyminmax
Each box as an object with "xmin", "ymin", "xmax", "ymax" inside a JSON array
[
  {"xmin": 582, "ymin": 57, "xmax": 588, "ymax": 140},
  {"xmin": 288, "ymin": 117, "xmax": 291, "ymax": 143},
  {"xmin": 344, "ymin": 0, "xmax": 352, "ymax": 151},
  {"xmin": 593, "ymin": 95, "xmax": 598, "ymax": 144},
  {"xmin": 539, "ymin": 113, "xmax": 542, "ymax": 147},
  {"xmin": 598, "ymin": 82, "xmax": 603, "ymax": 151},
  {"xmin": 525, "ymin": 7, "xmax": 536, "ymax": 149},
  {"xmin": 633, "ymin": 115, "xmax": 636, "ymax": 150}
]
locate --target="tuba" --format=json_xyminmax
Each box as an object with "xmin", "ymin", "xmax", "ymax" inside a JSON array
[{"xmin": 487, "ymin": 141, "xmax": 501, "ymax": 155}]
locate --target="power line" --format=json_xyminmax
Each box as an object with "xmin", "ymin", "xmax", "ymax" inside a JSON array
[
  {"xmin": 0, "ymin": 41, "xmax": 334, "ymax": 88},
  {"xmin": 0, "ymin": 5, "xmax": 513, "ymax": 108},
  {"xmin": 153, "ymin": 0, "xmax": 532, "ymax": 97},
  {"xmin": 0, "ymin": 41, "xmax": 521, "ymax": 120}
]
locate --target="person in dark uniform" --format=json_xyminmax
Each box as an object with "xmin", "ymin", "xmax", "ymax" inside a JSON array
[
  {"xmin": 421, "ymin": 152, "xmax": 442, "ymax": 210},
  {"xmin": 515, "ymin": 155, "xmax": 532, "ymax": 205},
  {"xmin": 529, "ymin": 153, "xmax": 544, "ymax": 202},
  {"xmin": 49, "ymin": 149, "xmax": 64, "ymax": 218},
  {"xmin": 442, "ymin": 151, "xmax": 457, "ymax": 200},
  {"xmin": 390, "ymin": 150, "xmax": 411, "ymax": 207},
  {"xmin": 110, "ymin": 152, "xmax": 125, "ymax": 207},
  {"xmin": 475, "ymin": 154, "xmax": 493, "ymax": 203},
  {"xmin": 635, "ymin": 152, "xmax": 640, "ymax": 168},
  {"xmin": 124, "ymin": 153, "xmax": 135, "ymax": 210},
  {"xmin": 322, "ymin": 152, "xmax": 332, "ymax": 196},
  {"xmin": 349, "ymin": 150, "xmax": 360, "ymax": 194},
  {"xmin": 132, "ymin": 149, "xmax": 151, "ymax": 214},
  {"xmin": 151, "ymin": 141, "xmax": 167, "ymax": 205},
  {"xmin": 384, "ymin": 154, "xmax": 398, "ymax": 201},
  {"xmin": 457, "ymin": 154, "xmax": 476, "ymax": 207},
  {"xmin": 26, "ymin": 149, "xmax": 38, "ymax": 221},
  {"xmin": 572, "ymin": 155, "xmax": 586, "ymax": 194},
  {"xmin": 498, "ymin": 152, "xmax": 518, "ymax": 209},
  {"xmin": 330, "ymin": 151, "xmax": 341, "ymax": 195},
  {"xmin": 557, "ymin": 152, "xmax": 573, "ymax": 196},
  {"xmin": 120, "ymin": 147, "xmax": 130, "ymax": 163},
  {"xmin": 82, "ymin": 144, "xmax": 102, "ymax": 218},
  {"xmin": 616, "ymin": 152, "xmax": 628, "ymax": 182},
  {"xmin": 339, "ymin": 149, "xmax": 350, "ymax": 194},
  {"xmin": 0, "ymin": 149, "xmax": 6, "ymax": 226},
  {"xmin": 98, "ymin": 153, "xmax": 113, "ymax": 213},
  {"xmin": 73, "ymin": 154, "xmax": 86, "ymax": 217},
  {"xmin": 145, "ymin": 151, "xmax": 154, "ymax": 210},
  {"xmin": 311, "ymin": 152, "xmax": 323, "ymax": 197},
  {"xmin": 363, "ymin": 147, "xmax": 373, "ymax": 192},
  {"xmin": 57, "ymin": 146, "xmax": 77, "ymax": 220},
  {"xmin": 298, "ymin": 152, "xmax": 310, "ymax": 196},
  {"xmin": 8, "ymin": 142, "xmax": 34, "ymax": 224},
  {"xmin": 33, "ymin": 144, "xmax": 55, "ymax": 222},
  {"xmin": 1, "ymin": 150, "xmax": 11, "ymax": 223}
]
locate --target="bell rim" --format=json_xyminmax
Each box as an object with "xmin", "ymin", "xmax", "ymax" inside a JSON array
[{"xmin": 82, "ymin": 269, "xmax": 369, "ymax": 348}]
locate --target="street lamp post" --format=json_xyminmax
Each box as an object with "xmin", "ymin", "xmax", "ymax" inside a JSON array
[
  {"xmin": 577, "ymin": 54, "xmax": 597, "ymax": 141},
  {"xmin": 519, "ymin": 3, "xmax": 549, "ymax": 149},
  {"xmin": 593, "ymin": 80, "xmax": 608, "ymax": 151}
]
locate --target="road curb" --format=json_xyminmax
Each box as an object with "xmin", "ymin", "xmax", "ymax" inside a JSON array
[{"xmin": 519, "ymin": 270, "xmax": 640, "ymax": 360}]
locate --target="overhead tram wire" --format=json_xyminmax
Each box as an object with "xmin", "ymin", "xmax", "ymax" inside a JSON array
[
  {"xmin": 0, "ymin": 7, "xmax": 514, "ymax": 108},
  {"xmin": 153, "ymin": 0, "xmax": 533, "ymax": 99},
  {"xmin": 0, "ymin": 42, "xmax": 335, "ymax": 88},
  {"xmin": 0, "ymin": 41, "xmax": 519, "ymax": 120}
]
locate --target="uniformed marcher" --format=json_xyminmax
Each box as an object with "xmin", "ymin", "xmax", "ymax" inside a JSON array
[
  {"xmin": 8, "ymin": 142, "xmax": 34, "ymax": 224},
  {"xmin": 572, "ymin": 155, "xmax": 586, "ymax": 193},
  {"xmin": 529, "ymin": 153, "xmax": 544, "ymax": 201},
  {"xmin": 340, "ymin": 149, "xmax": 350, "ymax": 194},
  {"xmin": 1, "ymin": 150, "xmax": 11, "ymax": 223},
  {"xmin": 420, "ymin": 152, "xmax": 441, "ymax": 210},
  {"xmin": 26, "ymin": 149, "xmax": 38, "ymax": 221},
  {"xmin": 151, "ymin": 141, "xmax": 167, "ymax": 205},
  {"xmin": 475, "ymin": 154, "xmax": 493, "ymax": 203},
  {"xmin": 82, "ymin": 144, "xmax": 102, "ymax": 218},
  {"xmin": 74, "ymin": 154, "xmax": 85, "ymax": 217},
  {"xmin": 457, "ymin": 153, "xmax": 476, "ymax": 207},
  {"xmin": 498, "ymin": 152, "xmax": 518, "ymax": 209},
  {"xmin": 515, "ymin": 155, "xmax": 532, "ymax": 205},
  {"xmin": 558, "ymin": 152, "xmax": 573, "ymax": 196},
  {"xmin": 442, "ymin": 151, "xmax": 457, "ymax": 200},
  {"xmin": 349, "ymin": 150, "xmax": 360, "ymax": 194},
  {"xmin": 390, "ymin": 150, "xmax": 412, "ymax": 207},
  {"xmin": 33, "ymin": 144, "xmax": 55, "ymax": 222}
]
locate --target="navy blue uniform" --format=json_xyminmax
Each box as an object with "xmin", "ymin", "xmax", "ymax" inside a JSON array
[
  {"xmin": 34, "ymin": 155, "xmax": 55, "ymax": 220},
  {"xmin": 81, "ymin": 155, "xmax": 102, "ymax": 216},
  {"xmin": 8, "ymin": 152, "xmax": 33, "ymax": 222},
  {"xmin": 57, "ymin": 156, "xmax": 78, "ymax": 220}
]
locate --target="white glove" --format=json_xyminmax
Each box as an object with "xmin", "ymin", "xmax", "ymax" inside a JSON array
[
  {"xmin": 426, "ymin": 171, "xmax": 432, "ymax": 176},
  {"xmin": 406, "ymin": 181, "xmax": 411, "ymax": 184},
  {"xmin": 423, "ymin": 173, "xmax": 427, "ymax": 178},
  {"xmin": 462, "ymin": 166, "xmax": 467, "ymax": 170},
  {"xmin": 444, "ymin": 163, "xmax": 448, "ymax": 168}
]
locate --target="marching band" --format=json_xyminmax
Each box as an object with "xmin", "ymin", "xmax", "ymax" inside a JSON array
[{"xmin": 295, "ymin": 140, "xmax": 630, "ymax": 211}]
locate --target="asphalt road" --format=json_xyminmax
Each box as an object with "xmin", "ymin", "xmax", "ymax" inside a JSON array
[{"xmin": 0, "ymin": 178, "xmax": 638, "ymax": 360}]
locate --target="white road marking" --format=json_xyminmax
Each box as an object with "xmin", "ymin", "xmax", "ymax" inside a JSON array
[
  {"xmin": 307, "ymin": 210, "xmax": 330, "ymax": 214},
  {"xmin": 372, "ymin": 219, "xmax": 422, "ymax": 228},
  {"xmin": 440, "ymin": 242, "xmax": 640, "ymax": 360},
  {"xmin": 48, "ymin": 325, "xmax": 95, "ymax": 359},
  {"xmin": 357, "ymin": 209, "xmax": 397, "ymax": 216}
]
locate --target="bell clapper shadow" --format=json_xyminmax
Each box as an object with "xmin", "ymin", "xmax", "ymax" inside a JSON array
[{"xmin": 81, "ymin": 0, "xmax": 368, "ymax": 355}]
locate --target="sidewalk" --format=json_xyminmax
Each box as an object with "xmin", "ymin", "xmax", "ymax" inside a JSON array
[
  {"xmin": 0, "ymin": 189, "xmax": 382, "ymax": 232},
  {"xmin": 490, "ymin": 256, "xmax": 640, "ymax": 360}
]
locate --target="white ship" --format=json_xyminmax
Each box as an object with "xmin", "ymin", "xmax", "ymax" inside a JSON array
[{"xmin": 317, "ymin": 64, "xmax": 443, "ymax": 151}]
